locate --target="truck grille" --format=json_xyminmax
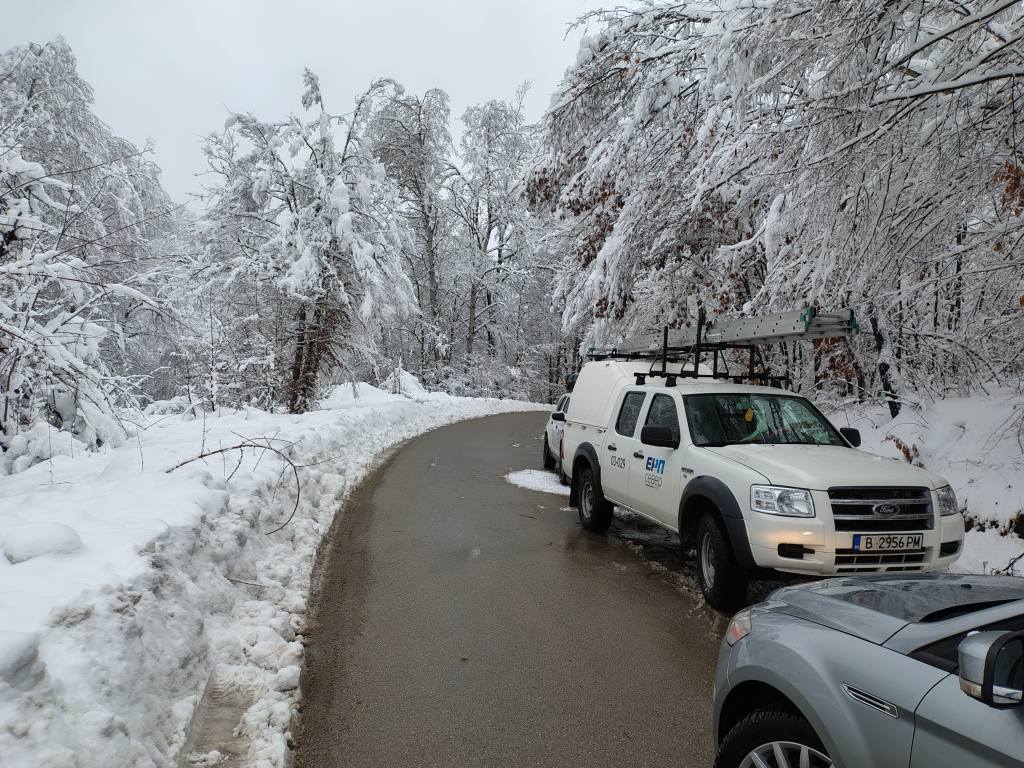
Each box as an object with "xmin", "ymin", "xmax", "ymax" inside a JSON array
[
  {"xmin": 828, "ymin": 487, "xmax": 934, "ymax": 532},
  {"xmin": 835, "ymin": 548, "xmax": 927, "ymax": 572}
]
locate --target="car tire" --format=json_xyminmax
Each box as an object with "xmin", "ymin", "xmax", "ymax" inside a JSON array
[
  {"xmin": 542, "ymin": 434, "xmax": 556, "ymax": 469},
  {"xmin": 714, "ymin": 708, "xmax": 831, "ymax": 768},
  {"xmin": 577, "ymin": 465, "xmax": 613, "ymax": 532},
  {"xmin": 696, "ymin": 513, "xmax": 748, "ymax": 611}
]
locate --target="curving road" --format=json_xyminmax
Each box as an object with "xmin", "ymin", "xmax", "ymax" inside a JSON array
[{"xmin": 296, "ymin": 412, "xmax": 726, "ymax": 768}]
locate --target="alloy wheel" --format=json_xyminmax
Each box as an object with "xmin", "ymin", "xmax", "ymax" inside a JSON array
[{"xmin": 739, "ymin": 740, "xmax": 832, "ymax": 768}]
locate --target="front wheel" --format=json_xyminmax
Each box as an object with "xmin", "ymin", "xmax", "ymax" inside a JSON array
[
  {"xmin": 577, "ymin": 466, "xmax": 613, "ymax": 532},
  {"xmin": 542, "ymin": 434, "xmax": 556, "ymax": 469},
  {"xmin": 696, "ymin": 513, "xmax": 748, "ymax": 611},
  {"xmin": 714, "ymin": 708, "xmax": 831, "ymax": 768}
]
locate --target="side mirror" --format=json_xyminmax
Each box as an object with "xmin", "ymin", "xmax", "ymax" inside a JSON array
[
  {"xmin": 840, "ymin": 427, "xmax": 861, "ymax": 447},
  {"xmin": 550, "ymin": 411, "xmax": 566, "ymax": 422},
  {"xmin": 958, "ymin": 631, "xmax": 1024, "ymax": 707},
  {"xmin": 640, "ymin": 425, "xmax": 679, "ymax": 449}
]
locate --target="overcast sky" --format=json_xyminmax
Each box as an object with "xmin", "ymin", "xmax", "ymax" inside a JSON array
[{"xmin": 5, "ymin": 0, "xmax": 603, "ymax": 203}]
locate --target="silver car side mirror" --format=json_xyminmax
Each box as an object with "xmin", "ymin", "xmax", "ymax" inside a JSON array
[{"xmin": 958, "ymin": 630, "xmax": 1024, "ymax": 707}]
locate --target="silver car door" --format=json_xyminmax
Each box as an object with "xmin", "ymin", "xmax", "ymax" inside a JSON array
[{"xmin": 911, "ymin": 674, "xmax": 1024, "ymax": 768}]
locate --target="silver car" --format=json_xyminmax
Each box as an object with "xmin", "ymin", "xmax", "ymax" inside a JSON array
[{"xmin": 713, "ymin": 573, "xmax": 1024, "ymax": 768}]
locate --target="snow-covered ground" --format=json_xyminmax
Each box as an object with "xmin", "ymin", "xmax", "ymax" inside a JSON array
[
  {"xmin": 0, "ymin": 379, "xmax": 545, "ymax": 768},
  {"xmin": 2, "ymin": 382, "xmax": 1021, "ymax": 767},
  {"xmin": 505, "ymin": 469, "xmax": 570, "ymax": 496},
  {"xmin": 837, "ymin": 390, "xmax": 1024, "ymax": 575}
]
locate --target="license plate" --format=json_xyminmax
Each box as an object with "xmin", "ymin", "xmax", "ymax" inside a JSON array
[{"xmin": 853, "ymin": 533, "xmax": 923, "ymax": 552}]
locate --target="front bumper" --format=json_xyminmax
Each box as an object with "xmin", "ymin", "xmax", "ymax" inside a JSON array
[{"xmin": 744, "ymin": 489, "xmax": 965, "ymax": 575}]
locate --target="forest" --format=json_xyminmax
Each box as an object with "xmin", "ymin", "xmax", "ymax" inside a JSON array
[{"xmin": 2, "ymin": 0, "xmax": 1023, "ymax": 470}]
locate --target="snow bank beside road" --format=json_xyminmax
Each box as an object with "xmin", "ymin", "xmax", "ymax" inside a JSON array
[
  {"xmin": 839, "ymin": 391, "xmax": 1024, "ymax": 575},
  {"xmin": 505, "ymin": 469, "xmax": 570, "ymax": 496},
  {"xmin": 0, "ymin": 384, "xmax": 544, "ymax": 767}
]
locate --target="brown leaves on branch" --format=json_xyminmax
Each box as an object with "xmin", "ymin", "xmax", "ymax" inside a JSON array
[{"xmin": 995, "ymin": 160, "xmax": 1024, "ymax": 215}]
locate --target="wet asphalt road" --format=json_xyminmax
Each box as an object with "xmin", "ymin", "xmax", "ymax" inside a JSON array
[{"xmin": 296, "ymin": 412, "xmax": 727, "ymax": 768}]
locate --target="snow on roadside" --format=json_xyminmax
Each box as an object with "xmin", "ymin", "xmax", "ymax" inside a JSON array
[
  {"xmin": 0, "ymin": 381, "xmax": 545, "ymax": 768},
  {"xmin": 505, "ymin": 469, "xmax": 570, "ymax": 496},
  {"xmin": 835, "ymin": 390, "xmax": 1024, "ymax": 576}
]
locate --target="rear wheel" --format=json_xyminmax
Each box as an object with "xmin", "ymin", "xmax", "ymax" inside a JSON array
[
  {"xmin": 542, "ymin": 434, "xmax": 556, "ymax": 469},
  {"xmin": 577, "ymin": 466, "xmax": 613, "ymax": 532},
  {"xmin": 714, "ymin": 708, "xmax": 831, "ymax": 768},
  {"xmin": 696, "ymin": 513, "xmax": 747, "ymax": 611}
]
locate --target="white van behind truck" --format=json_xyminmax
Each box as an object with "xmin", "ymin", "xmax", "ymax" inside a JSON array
[{"xmin": 561, "ymin": 310, "xmax": 965, "ymax": 610}]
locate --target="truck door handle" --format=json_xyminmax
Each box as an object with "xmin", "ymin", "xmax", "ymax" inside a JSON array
[
  {"xmin": 607, "ymin": 444, "xmax": 617, "ymax": 452},
  {"xmin": 633, "ymin": 451, "xmax": 645, "ymax": 459}
]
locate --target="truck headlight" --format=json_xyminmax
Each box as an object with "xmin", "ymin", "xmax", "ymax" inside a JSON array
[
  {"xmin": 937, "ymin": 485, "xmax": 960, "ymax": 516},
  {"xmin": 750, "ymin": 485, "xmax": 815, "ymax": 518}
]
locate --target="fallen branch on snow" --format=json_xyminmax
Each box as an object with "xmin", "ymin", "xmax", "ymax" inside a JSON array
[{"xmin": 165, "ymin": 439, "xmax": 303, "ymax": 534}]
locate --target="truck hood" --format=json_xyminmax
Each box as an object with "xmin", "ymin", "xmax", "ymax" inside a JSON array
[{"xmin": 704, "ymin": 444, "xmax": 947, "ymax": 491}]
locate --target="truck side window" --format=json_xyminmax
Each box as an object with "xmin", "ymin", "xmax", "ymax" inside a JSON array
[
  {"xmin": 615, "ymin": 392, "xmax": 646, "ymax": 437},
  {"xmin": 645, "ymin": 394, "xmax": 681, "ymax": 444}
]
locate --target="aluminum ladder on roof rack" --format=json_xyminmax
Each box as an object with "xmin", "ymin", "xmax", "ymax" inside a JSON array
[{"xmin": 598, "ymin": 307, "xmax": 859, "ymax": 358}]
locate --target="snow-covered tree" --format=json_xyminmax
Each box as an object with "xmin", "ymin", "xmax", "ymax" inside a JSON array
[
  {"xmin": 369, "ymin": 86, "xmax": 456, "ymax": 373},
  {"xmin": 367, "ymin": 86, "xmax": 564, "ymax": 399},
  {"xmin": 191, "ymin": 74, "xmax": 416, "ymax": 412},
  {"xmin": 0, "ymin": 38, "xmax": 174, "ymax": 467},
  {"xmin": 531, "ymin": 1, "xmax": 1024, "ymax": 412},
  {"xmin": 446, "ymin": 92, "xmax": 567, "ymax": 398}
]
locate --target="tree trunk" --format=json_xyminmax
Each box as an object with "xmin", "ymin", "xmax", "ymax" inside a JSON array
[
  {"xmin": 293, "ymin": 300, "xmax": 333, "ymax": 414},
  {"xmin": 423, "ymin": 215, "xmax": 439, "ymax": 321},
  {"xmin": 869, "ymin": 315, "xmax": 901, "ymax": 418},
  {"xmin": 466, "ymin": 281, "xmax": 478, "ymax": 356},
  {"xmin": 287, "ymin": 304, "xmax": 308, "ymax": 413},
  {"xmin": 843, "ymin": 337, "xmax": 867, "ymax": 403}
]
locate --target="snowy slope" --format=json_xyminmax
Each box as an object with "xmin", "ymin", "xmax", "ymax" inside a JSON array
[
  {"xmin": 836, "ymin": 390, "xmax": 1024, "ymax": 576},
  {"xmin": 0, "ymin": 383, "xmax": 545, "ymax": 768}
]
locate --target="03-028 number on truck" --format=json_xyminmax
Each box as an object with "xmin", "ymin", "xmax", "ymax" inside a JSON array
[{"xmin": 853, "ymin": 533, "xmax": 924, "ymax": 552}]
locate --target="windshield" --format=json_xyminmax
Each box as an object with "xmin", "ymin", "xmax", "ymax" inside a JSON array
[{"xmin": 684, "ymin": 393, "xmax": 845, "ymax": 447}]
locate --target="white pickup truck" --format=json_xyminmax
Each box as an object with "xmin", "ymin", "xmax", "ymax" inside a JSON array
[{"xmin": 559, "ymin": 359, "xmax": 965, "ymax": 609}]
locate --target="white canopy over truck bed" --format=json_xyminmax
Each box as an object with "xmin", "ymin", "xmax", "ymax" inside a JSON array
[{"xmin": 567, "ymin": 360, "xmax": 714, "ymax": 428}]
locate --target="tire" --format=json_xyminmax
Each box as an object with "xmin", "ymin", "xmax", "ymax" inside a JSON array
[
  {"xmin": 696, "ymin": 512, "xmax": 748, "ymax": 611},
  {"xmin": 558, "ymin": 464, "xmax": 570, "ymax": 486},
  {"xmin": 577, "ymin": 465, "xmax": 613, "ymax": 532},
  {"xmin": 542, "ymin": 434, "xmax": 556, "ymax": 469},
  {"xmin": 714, "ymin": 708, "xmax": 831, "ymax": 768}
]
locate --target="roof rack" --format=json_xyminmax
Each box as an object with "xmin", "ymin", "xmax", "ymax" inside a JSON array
[{"xmin": 586, "ymin": 307, "xmax": 859, "ymax": 385}]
